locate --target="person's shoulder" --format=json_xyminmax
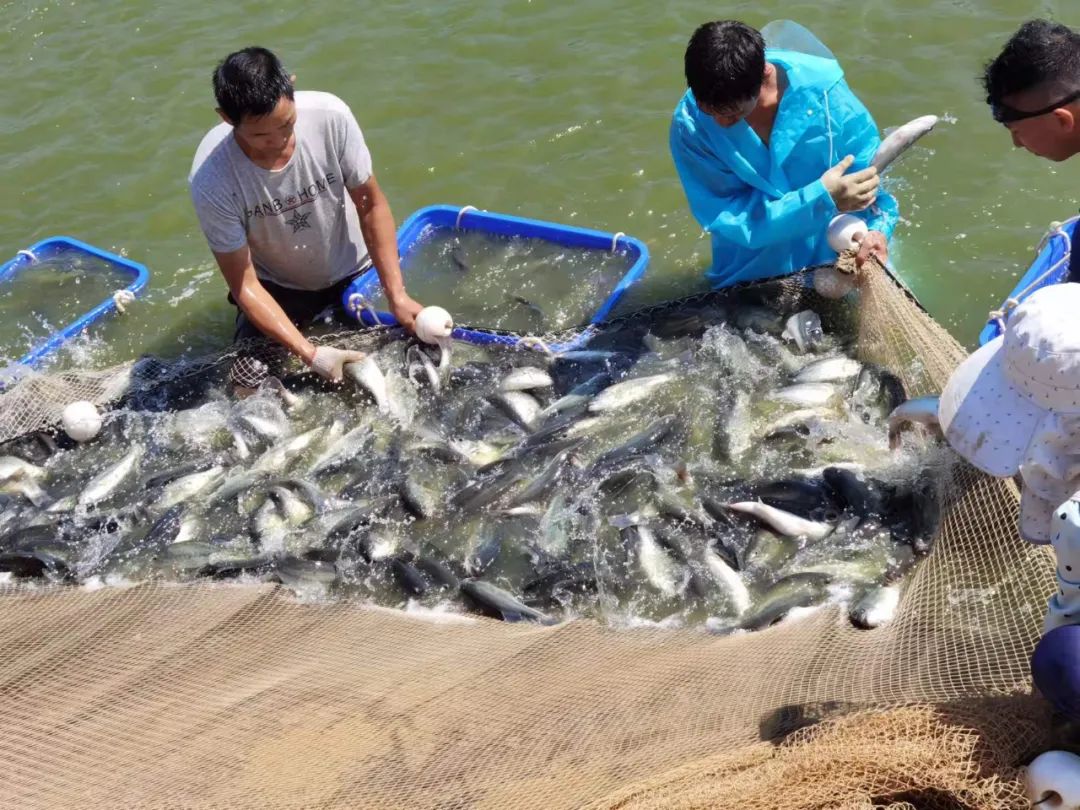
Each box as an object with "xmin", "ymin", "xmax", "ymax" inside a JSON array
[
  {"xmin": 769, "ymin": 49, "xmax": 845, "ymax": 91},
  {"xmin": 295, "ymin": 90, "xmax": 354, "ymax": 119},
  {"xmin": 189, "ymin": 122, "xmax": 233, "ymax": 190},
  {"xmin": 671, "ymin": 90, "xmax": 702, "ymax": 136}
]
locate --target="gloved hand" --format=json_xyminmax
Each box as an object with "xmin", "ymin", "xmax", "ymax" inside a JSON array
[
  {"xmin": 821, "ymin": 155, "xmax": 880, "ymax": 213},
  {"xmin": 309, "ymin": 346, "xmax": 368, "ymax": 382}
]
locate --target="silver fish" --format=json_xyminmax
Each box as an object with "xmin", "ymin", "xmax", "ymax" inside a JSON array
[
  {"xmin": 307, "ymin": 423, "xmax": 373, "ymax": 477},
  {"xmin": 406, "ymin": 345, "xmax": 441, "ymax": 393},
  {"xmin": 344, "ymin": 357, "xmax": 392, "ymax": 415},
  {"xmin": 849, "ymin": 583, "xmax": 902, "ymax": 629},
  {"xmin": 633, "ymin": 524, "xmax": 684, "ymax": 598},
  {"xmin": 460, "ymin": 579, "xmax": 552, "ymax": 623},
  {"xmin": 500, "ymin": 366, "xmax": 554, "ymax": 392},
  {"xmin": 251, "ymin": 427, "xmax": 324, "ymax": 474},
  {"xmin": 726, "ymin": 501, "xmax": 834, "ymax": 541},
  {"xmin": 781, "ymin": 310, "xmax": 824, "ymax": 353},
  {"xmin": 490, "ymin": 391, "xmax": 541, "ymax": 432},
  {"xmin": 588, "ymin": 373, "xmax": 674, "ymax": 413},
  {"xmin": 0, "ymin": 457, "xmax": 50, "ymax": 508},
  {"xmin": 0, "ymin": 456, "xmax": 46, "ymax": 483},
  {"xmin": 79, "ymin": 448, "xmax": 141, "ymax": 509},
  {"xmin": 794, "ymin": 357, "xmax": 862, "ymax": 384},
  {"xmin": 871, "ymin": 115, "xmax": 938, "ymax": 173},
  {"xmin": 704, "ymin": 545, "xmax": 751, "ymax": 616},
  {"xmin": 155, "ymin": 466, "xmax": 225, "ymax": 511},
  {"xmin": 887, "ymin": 396, "xmax": 940, "ymax": 449},
  {"xmin": 768, "ymin": 383, "xmax": 839, "ymax": 408}
]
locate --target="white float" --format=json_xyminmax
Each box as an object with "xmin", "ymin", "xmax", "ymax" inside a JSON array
[
  {"xmin": 826, "ymin": 214, "xmax": 869, "ymax": 254},
  {"xmin": 61, "ymin": 400, "xmax": 103, "ymax": 442}
]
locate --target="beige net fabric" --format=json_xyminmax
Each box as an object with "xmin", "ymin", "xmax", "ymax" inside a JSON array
[
  {"xmin": 0, "ymin": 328, "xmax": 398, "ymax": 445},
  {"xmin": 0, "ymin": 266, "xmax": 1061, "ymax": 808}
]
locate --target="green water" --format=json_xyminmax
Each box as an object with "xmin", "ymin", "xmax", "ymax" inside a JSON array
[
  {"xmin": 3, "ymin": 0, "xmax": 1078, "ymax": 370},
  {"xmin": 0, "ymin": 251, "xmax": 131, "ymax": 361},
  {"xmin": 367, "ymin": 230, "xmax": 633, "ymax": 333}
]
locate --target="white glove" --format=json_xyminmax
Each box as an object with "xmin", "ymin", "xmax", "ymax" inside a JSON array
[{"xmin": 310, "ymin": 346, "xmax": 367, "ymax": 382}]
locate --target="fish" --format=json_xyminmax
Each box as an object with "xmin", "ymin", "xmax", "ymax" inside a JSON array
[
  {"xmin": 450, "ymin": 242, "xmax": 469, "ymax": 272},
  {"xmin": 768, "ymin": 383, "xmax": 839, "ymax": 408},
  {"xmin": 851, "ymin": 364, "xmax": 907, "ymax": 423},
  {"xmin": 412, "ymin": 555, "xmax": 460, "ymax": 591},
  {"xmin": 273, "ymin": 555, "xmax": 338, "ymax": 589},
  {"xmin": 466, "ymin": 534, "xmax": 503, "ymax": 577},
  {"xmin": 489, "ymin": 391, "xmax": 542, "ymax": 432},
  {"xmin": 751, "ymin": 479, "xmax": 839, "ymax": 519},
  {"xmin": 0, "ymin": 550, "xmax": 71, "ymax": 581},
  {"xmin": 871, "ymin": 115, "xmax": 939, "ymax": 173},
  {"xmin": 507, "ymin": 295, "xmax": 546, "ymax": 331},
  {"xmin": 725, "ymin": 501, "xmax": 834, "ymax": 541},
  {"xmin": 459, "ymin": 579, "xmax": 553, "ymax": 623},
  {"xmin": 849, "ymin": 583, "xmax": 902, "ymax": 629},
  {"xmin": 406, "ymin": 344, "xmax": 442, "ymax": 393},
  {"xmin": 250, "ymin": 427, "xmax": 324, "ymax": 474},
  {"xmin": 344, "ymin": 357, "xmax": 393, "ymax": 415},
  {"xmin": 307, "ymin": 423, "xmax": 373, "ymax": 477},
  {"xmin": 0, "ymin": 456, "xmax": 50, "ymax": 507},
  {"xmin": 822, "ymin": 467, "xmax": 888, "ymax": 517},
  {"xmin": 737, "ymin": 573, "xmax": 832, "ymax": 631},
  {"xmin": 626, "ymin": 523, "xmax": 684, "ymax": 598},
  {"xmin": 794, "ymin": 357, "xmax": 863, "ymax": 385},
  {"xmin": 887, "ymin": 396, "xmax": 940, "ymax": 449},
  {"xmin": 587, "ymin": 373, "xmax": 675, "ymax": 413},
  {"xmin": 505, "ymin": 446, "xmax": 579, "ymax": 506},
  {"xmin": 154, "ymin": 466, "xmax": 225, "ymax": 511},
  {"xmin": 500, "ymin": 366, "xmax": 554, "ymax": 392},
  {"xmin": 781, "ymin": 310, "xmax": 825, "ymax": 353},
  {"xmin": 589, "ymin": 415, "xmax": 680, "ymax": 472},
  {"xmin": 390, "ymin": 555, "xmax": 429, "ymax": 597},
  {"xmin": 79, "ymin": 448, "xmax": 142, "ymax": 509},
  {"xmin": 703, "ymin": 545, "xmax": 751, "ymax": 616}
]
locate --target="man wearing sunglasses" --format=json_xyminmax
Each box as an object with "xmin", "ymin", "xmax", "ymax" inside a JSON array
[
  {"xmin": 985, "ymin": 20, "xmax": 1080, "ymax": 164},
  {"xmin": 669, "ymin": 21, "xmax": 898, "ymax": 289}
]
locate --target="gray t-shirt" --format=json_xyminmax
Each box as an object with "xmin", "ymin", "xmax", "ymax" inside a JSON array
[{"xmin": 189, "ymin": 91, "xmax": 373, "ymax": 291}]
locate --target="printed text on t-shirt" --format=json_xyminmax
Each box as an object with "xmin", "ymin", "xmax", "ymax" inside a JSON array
[{"xmin": 244, "ymin": 171, "xmax": 338, "ymax": 220}]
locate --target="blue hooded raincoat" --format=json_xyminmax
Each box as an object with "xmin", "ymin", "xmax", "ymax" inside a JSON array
[{"xmin": 670, "ymin": 48, "xmax": 899, "ymax": 288}]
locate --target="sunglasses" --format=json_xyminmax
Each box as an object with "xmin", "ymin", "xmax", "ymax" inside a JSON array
[{"xmin": 992, "ymin": 88, "xmax": 1080, "ymax": 124}]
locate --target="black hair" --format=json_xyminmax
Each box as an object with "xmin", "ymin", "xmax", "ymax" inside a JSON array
[
  {"xmin": 212, "ymin": 47, "xmax": 294, "ymax": 124},
  {"xmin": 983, "ymin": 19, "xmax": 1080, "ymax": 106},
  {"xmin": 684, "ymin": 21, "xmax": 766, "ymax": 111}
]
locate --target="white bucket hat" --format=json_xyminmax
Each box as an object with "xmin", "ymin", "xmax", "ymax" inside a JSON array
[{"xmin": 940, "ymin": 284, "xmax": 1080, "ymax": 543}]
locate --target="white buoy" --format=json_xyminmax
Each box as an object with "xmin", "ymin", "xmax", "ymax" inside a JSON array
[
  {"xmin": 61, "ymin": 400, "xmax": 102, "ymax": 442},
  {"xmin": 826, "ymin": 214, "xmax": 869, "ymax": 253},
  {"xmin": 1026, "ymin": 750, "xmax": 1080, "ymax": 808},
  {"xmin": 414, "ymin": 306, "xmax": 454, "ymax": 346}
]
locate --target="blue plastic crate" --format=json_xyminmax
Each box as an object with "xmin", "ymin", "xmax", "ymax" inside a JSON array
[
  {"xmin": 0, "ymin": 236, "xmax": 150, "ymax": 371},
  {"xmin": 341, "ymin": 205, "xmax": 650, "ymax": 352}
]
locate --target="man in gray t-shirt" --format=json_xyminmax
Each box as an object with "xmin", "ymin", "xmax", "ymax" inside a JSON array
[{"xmin": 189, "ymin": 46, "xmax": 422, "ymax": 391}]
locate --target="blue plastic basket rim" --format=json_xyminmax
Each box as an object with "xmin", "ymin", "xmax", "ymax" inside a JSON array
[
  {"xmin": 0, "ymin": 235, "xmax": 150, "ymax": 374},
  {"xmin": 343, "ymin": 204, "xmax": 650, "ymax": 349}
]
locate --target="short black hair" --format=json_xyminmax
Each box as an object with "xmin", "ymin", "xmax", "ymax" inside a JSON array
[
  {"xmin": 684, "ymin": 21, "xmax": 766, "ymax": 111},
  {"xmin": 983, "ymin": 19, "xmax": 1080, "ymax": 106},
  {"xmin": 213, "ymin": 47, "xmax": 294, "ymax": 124}
]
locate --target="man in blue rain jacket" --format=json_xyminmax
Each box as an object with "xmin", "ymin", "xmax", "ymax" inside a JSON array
[{"xmin": 670, "ymin": 21, "xmax": 898, "ymax": 288}]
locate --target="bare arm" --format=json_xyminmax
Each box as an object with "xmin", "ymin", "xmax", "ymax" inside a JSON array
[
  {"xmin": 348, "ymin": 175, "xmax": 423, "ymax": 330},
  {"xmin": 213, "ymin": 246, "xmax": 317, "ymax": 366}
]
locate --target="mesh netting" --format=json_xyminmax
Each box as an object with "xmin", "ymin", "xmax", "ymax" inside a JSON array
[{"xmin": 0, "ymin": 264, "xmax": 1059, "ymax": 809}]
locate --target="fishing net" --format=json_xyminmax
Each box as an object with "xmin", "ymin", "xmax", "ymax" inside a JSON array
[{"xmin": 0, "ymin": 263, "xmax": 1058, "ymax": 809}]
